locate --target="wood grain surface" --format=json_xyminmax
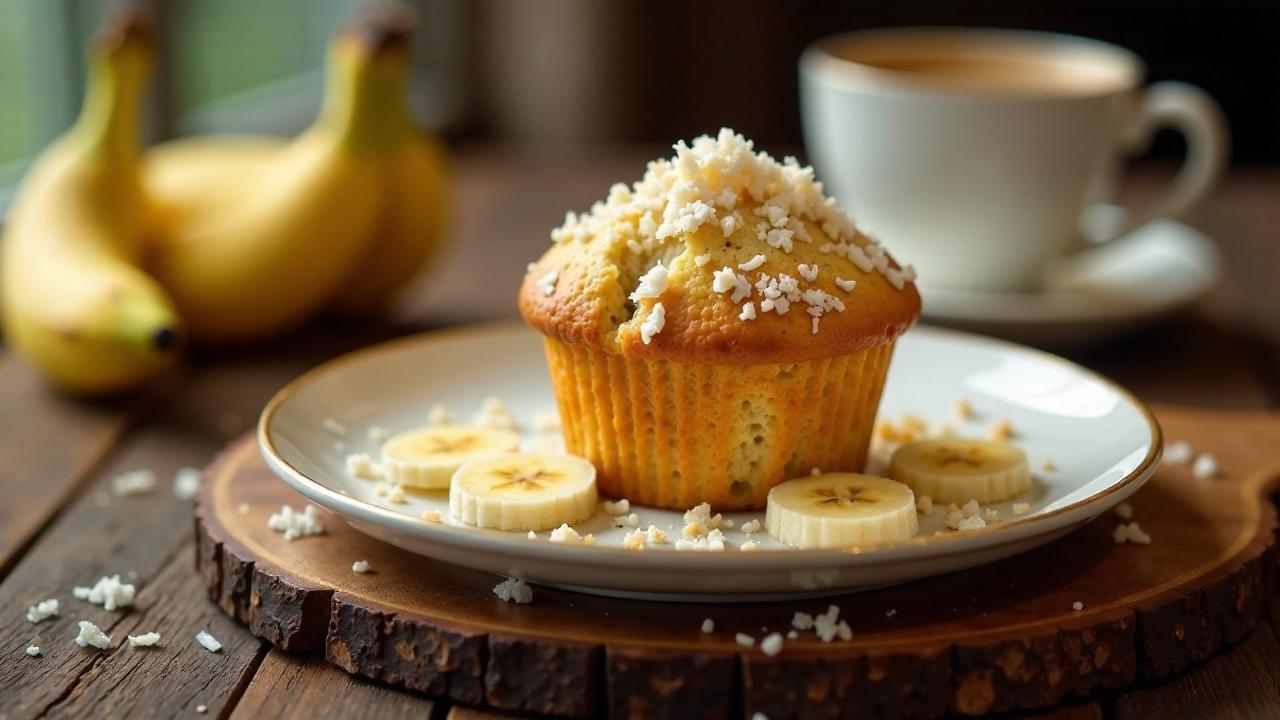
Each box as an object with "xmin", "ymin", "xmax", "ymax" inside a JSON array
[{"xmin": 195, "ymin": 405, "xmax": 1280, "ymax": 718}]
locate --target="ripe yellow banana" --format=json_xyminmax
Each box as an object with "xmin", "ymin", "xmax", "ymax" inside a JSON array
[
  {"xmin": 142, "ymin": 12, "xmax": 449, "ymax": 330},
  {"xmin": 333, "ymin": 90, "xmax": 449, "ymax": 314},
  {"xmin": 143, "ymin": 22, "xmax": 423, "ymax": 344},
  {"xmin": 0, "ymin": 12, "xmax": 182, "ymax": 394}
]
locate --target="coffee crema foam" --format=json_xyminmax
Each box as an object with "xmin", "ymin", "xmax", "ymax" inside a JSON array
[{"xmin": 832, "ymin": 39, "xmax": 1133, "ymax": 97}]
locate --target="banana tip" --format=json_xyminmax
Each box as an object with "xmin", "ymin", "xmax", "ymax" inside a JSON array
[
  {"xmin": 343, "ymin": 2, "xmax": 416, "ymax": 55},
  {"xmin": 93, "ymin": 4, "xmax": 156, "ymax": 54},
  {"xmin": 151, "ymin": 326, "xmax": 179, "ymax": 353}
]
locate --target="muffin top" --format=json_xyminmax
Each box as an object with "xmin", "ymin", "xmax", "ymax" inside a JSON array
[{"xmin": 519, "ymin": 129, "xmax": 920, "ymax": 364}]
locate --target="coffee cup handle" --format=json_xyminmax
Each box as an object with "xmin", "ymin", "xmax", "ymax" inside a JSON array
[{"xmin": 1090, "ymin": 81, "xmax": 1229, "ymax": 243}]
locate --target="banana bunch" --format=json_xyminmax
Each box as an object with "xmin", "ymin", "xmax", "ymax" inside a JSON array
[{"xmin": 0, "ymin": 6, "xmax": 449, "ymax": 395}]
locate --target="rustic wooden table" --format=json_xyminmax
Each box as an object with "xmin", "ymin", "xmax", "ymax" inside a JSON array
[{"xmin": 2, "ymin": 148, "xmax": 1278, "ymax": 719}]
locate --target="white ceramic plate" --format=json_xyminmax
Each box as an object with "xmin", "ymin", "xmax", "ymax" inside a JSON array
[
  {"xmin": 919, "ymin": 215, "xmax": 1221, "ymax": 348},
  {"xmin": 259, "ymin": 323, "xmax": 1160, "ymax": 601}
]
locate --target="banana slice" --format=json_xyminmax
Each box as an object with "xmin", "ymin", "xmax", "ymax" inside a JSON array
[
  {"xmin": 450, "ymin": 453, "xmax": 598, "ymax": 531},
  {"xmin": 765, "ymin": 473, "xmax": 918, "ymax": 549},
  {"xmin": 381, "ymin": 426, "xmax": 520, "ymax": 489},
  {"xmin": 889, "ymin": 439, "xmax": 1030, "ymax": 503}
]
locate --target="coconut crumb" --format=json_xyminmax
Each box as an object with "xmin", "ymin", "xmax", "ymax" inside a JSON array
[
  {"xmin": 421, "ymin": 509, "xmax": 442, "ymax": 522},
  {"xmin": 267, "ymin": 504, "xmax": 325, "ymax": 541},
  {"xmin": 1012, "ymin": 502, "xmax": 1032, "ymax": 516},
  {"xmin": 173, "ymin": 467, "xmax": 202, "ymax": 500},
  {"xmin": 1192, "ymin": 453, "xmax": 1219, "ymax": 479},
  {"xmin": 428, "ymin": 403, "xmax": 454, "ymax": 426},
  {"xmin": 760, "ymin": 632, "xmax": 784, "ymax": 656},
  {"xmin": 128, "ymin": 631, "xmax": 161, "ymax": 648},
  {"xmin": 916, "ymin": 495, "xmax": 934, "ymax": 516},
  {"xmin": 1072, "ymin": 601, "xmax": 1084, "ymax": 611},
  {"xmin": 1164, "ymin": 440, "xmax": 1194, "ymax": 464},
  {"xmin": 740, "ymin": 540, "xmax": 758, "ymax": 551},
  {"xmin": 549, "ymin": 524, "xmax": 585, "ymax": 544},
  {"xmin": 493, "ymin": 577, "xmax": 533, "ymax": 604},
  {"xmin": 645, "ymin": 525, "xmax": 666, "ymax": 544},
  {"xmin": 352, "ymin": 560, "xmax": 372, "ymax": 574},
  {"xmin": 1113, "ymin": 521, "xmax": 1152, "ymax": 545},
  {"xmin": 675, "ymin": 528, "xmax": 727, "ymax": 551},
  {"xmin": 622, "ymin": 528, "xmax": 646, "ymax": 550},
  {"xmin": 536, "ymin": 270, "xmax": 559, "ymax": 296},
  {"xmin": 1113, "ymin": 502, "xmax": 1133, "ymax": 520},
  {"xmin": 682, "ymin": 502, "xmax": 723, "ymax": 537},
  {"xmin": 112, "ymin": 469, "xmax": 156, "ymax": 497},
  {"xmin": 834, "ymin": 277, "xmax": 857, "ymax": 292},
  {"xmin": 603, "ymin": 498, "xmax": 631, "ymax": 516},
  {"xmin": 735, "ymin": 632, "xmax": 755, "ymax": 647},
  {"xmin": 473, "ymin": 397, "xmax": 519, "ymax": 430},
  {"xmin": 196, "ymin": 630, "xmax": 223, "ymax": 653},
  {"xmin": 630, "ymin": 261, "xmax": 670, "ymax": 303},
  {"xmin": 25, "ymin": 645, "xmax": 40, "ymax": 657},
  {"xmin": 740, "ymin": 519, "xmax": 762, "ymax": 534},
  {"xmin": 694, "ymin": 253, "xmax": 711, "ymax": 267},
  {"xmin": 812, "ymin": 605, "xmax": 847, "ymax": 643},
  {"xmin": 323, "ymin": 418, "xmax": 348, "ymax": 437},
  {"xmin": 26, "ymin": 598, "xmax": 59, "ymax": 624},
  {"xmin": 639, "ymin": 302, "xmax": 666, "ymax": 344},
  {"xmin": 73, "ymin": 575, "xmax": 136, "ymax": 611},
  {"xmin": 345, "ymin": 453, "xmax": 384, "ymax": 480},
  {"xmin": 701, "ymin": 618, "xmax": 715, "ymax": 633},
  {"xmin": 74, "ymin": 620, "xmax": 112, "ymax": 649},
  {"xmin": 738, "ymin": 254, "xmax": 766, "ymax": 272},
  {"xmin": 739, "ymin": 302, "xmax": 757, "ymax": 321}
]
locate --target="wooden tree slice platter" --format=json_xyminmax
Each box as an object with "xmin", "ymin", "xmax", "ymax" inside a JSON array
[{"xmin": 195, "ymin": 405, "xmax": 1280, "ymax": 719}]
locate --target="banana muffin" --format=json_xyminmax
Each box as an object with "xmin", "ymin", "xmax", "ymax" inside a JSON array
[{"xmin": 519, "ymin": 129, "xmax": 919, "ymax": 511}]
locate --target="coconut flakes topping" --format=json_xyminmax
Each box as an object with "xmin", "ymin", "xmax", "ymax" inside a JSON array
[
  {"xmin": 540, "ymin": 129, "xmax": 913, "ymax": 341},
  {"xmin": 639, "ymin": 303, "xmax": 666, "ymax": 344},
  {"xmin": 630, "ymin": 261, "xmax": 669, "ymax": 302},
  {"xmin": 536, "ymin": 270, "xmax": 558, "ymax": 296}
]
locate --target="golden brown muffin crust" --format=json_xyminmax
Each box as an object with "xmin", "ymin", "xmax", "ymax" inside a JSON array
[{"xmin": 519, "ymin": 131, "xmax": 921, "ymax": 364}]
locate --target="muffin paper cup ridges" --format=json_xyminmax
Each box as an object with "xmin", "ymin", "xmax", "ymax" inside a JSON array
[{"xmin": 543, "ymin": 337, "xmax": 895, "ymax": 511}]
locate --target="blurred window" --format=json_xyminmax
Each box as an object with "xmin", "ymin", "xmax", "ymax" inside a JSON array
[{"xmin": 0, "ymin": 0, "xmax": 460, "ymax": 205}]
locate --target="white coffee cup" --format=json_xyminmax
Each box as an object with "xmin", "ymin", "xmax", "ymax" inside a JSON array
[{"xmin": 800, "ymin": 27, "xmax": 1227, "ymax": 292}]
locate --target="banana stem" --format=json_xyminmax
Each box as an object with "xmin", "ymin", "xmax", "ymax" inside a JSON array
[
  {"xmin": 314, "ymin": 35, "xmax": 414, "ymax": 150},
  {"xmin": 72, "ymin": 36, "xmax": 151, "ymax": 161}
]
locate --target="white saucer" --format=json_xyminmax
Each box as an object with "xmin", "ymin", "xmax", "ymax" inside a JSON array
[
  {"xmin": 919, "ymin": 217, "xmax": 1221, "ymax": 348},
  {"xmin": 258, "ymin": 323, "xmax": 1159, "ymax": 601}
]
